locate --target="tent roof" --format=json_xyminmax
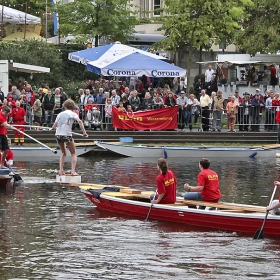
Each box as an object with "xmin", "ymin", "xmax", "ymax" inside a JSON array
[
  {"xmin": 87, "ymin": 52, "xmax": 186, "ymax": 77},
  {"xmin": 68, "ymin": 42, "xmax": 166, "ymax": 65},
  {"xmin": 6, "ymin": 61, "xmax": 50, "ymax": 73},
  {"xmin": 0, "ymin": 5, "xmax": 41, "ymax": 24},
  {"xmin": 197, "ymin": 60, "xmax": 262, "ymax": 65}
]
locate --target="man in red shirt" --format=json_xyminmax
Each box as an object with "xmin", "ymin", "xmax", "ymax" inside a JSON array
[
  {"xmin": 183, "ymin": 158, "xmax": 221, "ymax": 209},
  {"xmin": 0, "ymin": 106, "xmax": 16, "ymax": 168}
]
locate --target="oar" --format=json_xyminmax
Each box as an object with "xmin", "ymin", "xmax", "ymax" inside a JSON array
[
  {"xmin": 5, "ymin": 160, "xmax": 23, "ymax": 182},
  {"xmin": 10, "ymin": 124, "xmax": 49, "ymax": 130},
  {"xmin": 253, "ymin": 185, "xmax": 278, "ymax": 239},
  {"xmin": 12, "ymin": 127, "xmax": 57, "ymax": 154},
  {"xmin": 145, "ymin": 190, "xmax": 157, "ymax": 221}
]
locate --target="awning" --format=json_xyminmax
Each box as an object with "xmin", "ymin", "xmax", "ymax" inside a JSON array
[{"xmin": 9, "ymin": 61, "xmax": 50, "ymax": 73}]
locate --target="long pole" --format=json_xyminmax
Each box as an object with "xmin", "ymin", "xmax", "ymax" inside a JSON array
[
  {"xmin": 1, "ymin": 0, "xmax": 4, "ymax": 40},
  {"xmin": 45, "ymin": 0, "xmax": 47, "ymax": 40},
  {"xmin": 24, "ymin": 1, "xmax": 27, "ymax": 39}
]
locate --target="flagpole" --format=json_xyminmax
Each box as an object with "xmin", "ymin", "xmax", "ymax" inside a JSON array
[
  {"xmin": 1, "ymin": 0, "xmax": 4, "ymax": 40},
  {"xmin": 45, "ymin": 0, "xmax": 47, "ymax": 41}
]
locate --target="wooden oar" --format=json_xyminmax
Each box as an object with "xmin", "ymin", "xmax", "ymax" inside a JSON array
[
  {"xmin": 12, "ymin": 127, "xmax": 57, "ymax": 154},
  {"xmin": 145, "ymin": 190, "xmax": 157, "ymax": 221},
  {"xmin": 253, "ymin": 185, "xmax": 278, "ymax": 240}
]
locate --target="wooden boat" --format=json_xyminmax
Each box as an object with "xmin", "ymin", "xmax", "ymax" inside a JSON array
[
  {"xmin": 0, "ymin": 169, "xmax": 14, "ymax": 188},
  {"xmin": 79, "ymin": 183, "xmax": 280, "ymax": 237},
  {"xmin": 94, "ymin": 141, "xmax": 278, "ymax": 158},
  {"xmin": 11, "ymin": 143, "xmax": 94, "ymax": 159}
]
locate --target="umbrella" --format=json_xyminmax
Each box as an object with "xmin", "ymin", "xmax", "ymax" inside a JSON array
[
  {"xmin": 87, "ymin": 52, "xmax": 186, "ymax": 77},
  {"xmin": 68, "ymin": 42, "xmax": 166, "ymax": 65}
]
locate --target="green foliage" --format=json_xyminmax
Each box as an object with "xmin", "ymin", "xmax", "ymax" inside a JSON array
[
  {"xmin": 151, "ymin": 0, "xmax": 251, "ymax": 91},
  {"xmin": 56, "ymin": 0, "xmax": 138, "ymax": 46},
  {"xmin": 0, "ymin": 40, "xmax": 98, "ymax": 92},
  {"xmin": 235, "ymin": 0, "xmax": 280, "ymax": 54}
]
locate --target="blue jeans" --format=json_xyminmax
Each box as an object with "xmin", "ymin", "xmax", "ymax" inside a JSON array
[
  {"xmin": 183, "ymin": 192, "xmax": 205, "ymax": 209},
  {"xmin": 44, "ymin": 110, "xmax": 54, "ymax": 126}
]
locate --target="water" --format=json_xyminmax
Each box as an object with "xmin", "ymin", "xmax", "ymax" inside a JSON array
[{"xmin": 1, "ymin": 156, "xmax": 280, "ymax": 279}]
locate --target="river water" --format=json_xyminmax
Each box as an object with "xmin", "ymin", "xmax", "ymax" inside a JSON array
[{"xmin": 1, "ymin": 155, "xmax": 280, "ymax": 279}]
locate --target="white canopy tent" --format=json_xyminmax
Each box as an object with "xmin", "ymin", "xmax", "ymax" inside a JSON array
[
  {"xmin": 0, "ymin": 5, "xmax": 41, "ymax": 24},
  {"xmin": 0, "ymin": 60, "xmax": 50, "ymax": 95}
]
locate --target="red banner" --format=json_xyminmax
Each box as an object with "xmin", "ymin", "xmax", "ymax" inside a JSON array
[{"xmin": 112, "ymin": 106, "xmax": 178, "ymax": 130}]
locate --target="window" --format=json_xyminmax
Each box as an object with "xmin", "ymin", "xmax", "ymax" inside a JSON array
[{"xmin": 153, "ymin": 0, "xmax": 161, "ymax": 16}]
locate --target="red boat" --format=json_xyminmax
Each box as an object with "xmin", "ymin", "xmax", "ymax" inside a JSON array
[{"xmin": 79, "ymin": 184, "xmax": 280, "ymax": 238}]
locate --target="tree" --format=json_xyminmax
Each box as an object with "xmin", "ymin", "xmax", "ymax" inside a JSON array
[
  {"xmin": 0, "ymin": 40, "xmax": 97, "ymax": 93},
  {"xmin": 235, "ymin": 1, "xmax": 280, "ymax": 54},
  {"xmin": 152, "ymin": 0, "xmax": 251, "ymax": 91},
  {"xmin": 56, "ymin": 0, "xmax": 138, "ymax": 47}
]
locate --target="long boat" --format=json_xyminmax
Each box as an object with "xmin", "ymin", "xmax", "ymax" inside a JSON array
[
  {"xmin": 0, "ymin": 169, "xmax": 14, "ymax": 188},
  {"xmin": 94, "ymin": 141, "xmax": 278, "ymax": 158},
  {"xmin": 11, "ymin": 143, "xmax": 94, "ymax": 159},
  {"xmin": 79, "ymin": 183, "xmax": 280, "ymax": 238}
]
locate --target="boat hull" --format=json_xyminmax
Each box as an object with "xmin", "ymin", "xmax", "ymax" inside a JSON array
[
  {"xmin": 0, "ymin": 172, "xmax": 13, "ymax": 188},
  {"xmin": 11, "ymin": 146, "xmax": 92, "ymax": 159},
  {"xmin": 95, "ymin": 141, "xmax": 276, "ymax": 158},
  {"xmin": 82, "ymin": 189, "xmax": 280, "ymax": 237}
]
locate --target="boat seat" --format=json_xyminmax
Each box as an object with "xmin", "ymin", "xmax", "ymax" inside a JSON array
[{"xmin": 183, "ymin": 200, "xmax": 267, "ymax": 213}]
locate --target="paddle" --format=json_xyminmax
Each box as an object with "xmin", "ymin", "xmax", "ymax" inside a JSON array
[
  {"xmin": 5, "ymin": 160, "xmax": 23, "ymax": 182},
  {"xmin": 253, "ymin": 185, "xmax": 277, "ymax": 239},
  {"xmin": 145, "ymin": 190, "xmax": 157, "ymax": 221},
  {"xmin": 12, "ymin": 127, "xmax": 57, "ymax": 154}
]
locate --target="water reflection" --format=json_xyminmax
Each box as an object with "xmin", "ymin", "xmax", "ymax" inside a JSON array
[{"xmin": 0, "ymin": 156, "xmax": 280, "ymax": 279}]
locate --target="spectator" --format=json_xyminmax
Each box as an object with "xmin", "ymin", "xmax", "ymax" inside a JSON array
[
  {"xmin": 0, "ymin": 86, "xmax": 4, "ymax": 102},
  {"xmin": 129, "ymin": 90, "xmax": 141, "ymax": 111},
  {"xmin": 212, "ymin": 90, "xmax": 225, "ymax": 132},
  {"xmin": 205, "ymin": 76, "xmax": 218, "ymax": 96},
  {"xmin": 205, "ymin": 65, "xmax": 215, "ymax": 83},
  {"xmin": 10, "ymin": 100, "xmax": 26, "ymax": 145},
  {"xmin": 200, "ymin": 89, "xmax": 211, "ymax": 131},
  {"xmin": 24, "ymin": 84, "xmax": 35, "ymax": 125},
  {"xmin": 104, "ymin": 98, "xmax": 113, "ymax": 131},
  {"xmin": 251, "ymin": 93, "xmax": 265, "ymax": 132},
  {"xmin": 141, "ymin": 92, "xmax": 154, "ymax": 110},
  {"xmin": 241, "ymin": 92, "xmax": 252, "ymax": 132},
  {"xmin": 153, "ymin": 92, "xmax": 164, "ymax": 109},
  {"xmin": 33, "ymin": 94, "xmax": 43, "ymax": 128},
  {"xmin": 111, "ymin": 89, "xmax": 120, "ymax": 107},
  {"xmin": 42, "ymin": 90, "xmax": 56, "ymax": 127},
  {"xmin": 226, "ymin": 96, "xmax": 239, "ymax": 132},
  {"xmin": 9, "ymin": 86, "xmax": 20, "ymax": 101},
  {"xmin": 81, "ymin": 89, "xmax": 94, "ymax": 105},
  {"xmin": 194, "ymin": 77, "xmax": 203, "ymax": 100},
  {"xmin": 165, "ymin": 92, "xmax": 177, "ymax": 107}
]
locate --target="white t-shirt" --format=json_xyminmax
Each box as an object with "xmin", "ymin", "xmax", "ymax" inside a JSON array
[
  {"xmin": 205, "ymin": 69, "xmax": 215, "ymax": 82},
  {"xmin": 55, "ymin": 110, "xmax": 78, "ymax": 136}
]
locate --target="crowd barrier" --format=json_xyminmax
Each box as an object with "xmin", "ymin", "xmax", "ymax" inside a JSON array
[{"xmin": 19, "ymin": 102, "xmax": 280, "ymax": 132}]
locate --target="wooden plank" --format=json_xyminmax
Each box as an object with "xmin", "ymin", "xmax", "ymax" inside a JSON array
[
  {"xmin": 182, "ymin": 200, "xmax": 266, "ymax": 213},
  {"xmin": 253, "ymin": 144, "xmax": 280, "ymax": 149},
  {"xmin": 75, "ymin": 142, "xmax": 96, "ymax": 147},
  {"xmin": 64, "ymin": 183, "xmax": 128, "ymax": 189},
  {"xmin": 120, "ymin": 188, "xmax": 142, "ymax": 194}
]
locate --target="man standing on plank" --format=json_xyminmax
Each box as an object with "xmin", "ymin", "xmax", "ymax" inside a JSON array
[{"xmin": 50, "ymin": 99, "xmax": 88, "ymax": 176}]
